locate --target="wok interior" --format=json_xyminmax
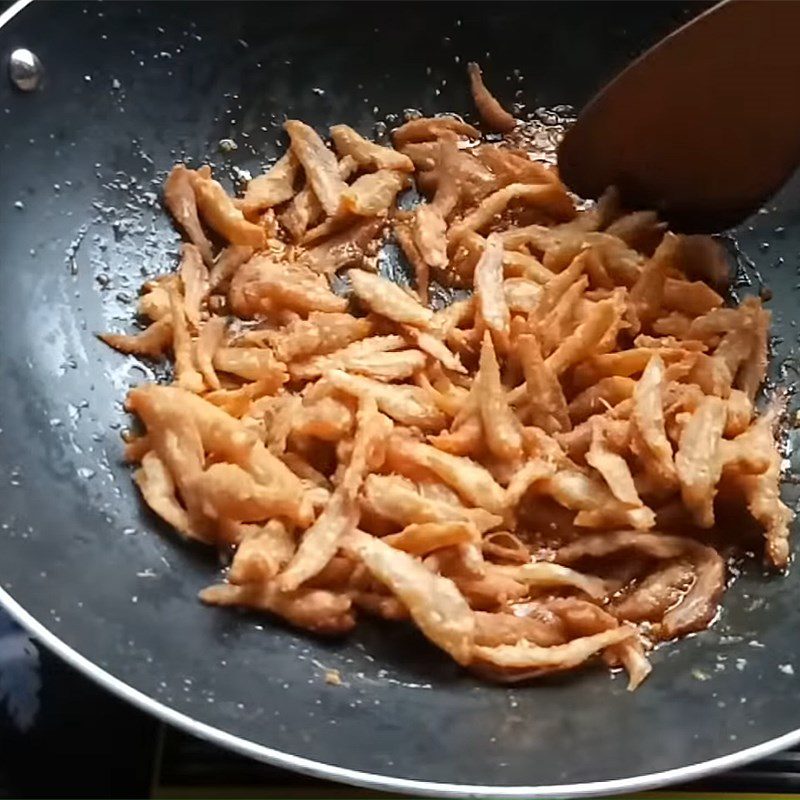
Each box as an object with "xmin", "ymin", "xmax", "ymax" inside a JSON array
[{"xmin": 0, "ymin": 1, "xmax": 799, "ymax": 793}]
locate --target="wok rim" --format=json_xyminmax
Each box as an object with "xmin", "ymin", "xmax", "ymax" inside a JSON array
[
  {"xmin": 4, "ymin": 584, "xmax": 800, "ymax": 798},
  {"xmin": 3, "ymin": 0, "xmax": 800, "ymax": 795}
]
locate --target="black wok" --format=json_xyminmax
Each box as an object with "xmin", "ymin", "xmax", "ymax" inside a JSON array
[{"xmin": 1, "ymin": 2, "xmax": 800, "ymax": 796}]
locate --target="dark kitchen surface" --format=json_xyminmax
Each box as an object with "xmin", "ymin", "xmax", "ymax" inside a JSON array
[{"xmin": 0, "ymin": 607, "xmax": 795, "ymax": 798}]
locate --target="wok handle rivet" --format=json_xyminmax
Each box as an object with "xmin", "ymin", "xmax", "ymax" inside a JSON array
[{"xmin": 8, "ymin": 48, "xmax": 43, "ymax": 92}]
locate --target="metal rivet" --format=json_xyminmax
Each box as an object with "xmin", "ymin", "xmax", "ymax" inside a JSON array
[{"xmin": 8, "ymin": 48, "xmax": 43, "ymax": 92}]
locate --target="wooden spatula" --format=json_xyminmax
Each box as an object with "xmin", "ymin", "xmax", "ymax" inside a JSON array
[{"xmin": 557, "ymin": 0, "xmax": 800, "ymax": 232}]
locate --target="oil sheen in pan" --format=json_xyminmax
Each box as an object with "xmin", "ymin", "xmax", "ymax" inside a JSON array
[{"xmin": 0, "ymin": 1, "xmax": 799, "ymax": 797}]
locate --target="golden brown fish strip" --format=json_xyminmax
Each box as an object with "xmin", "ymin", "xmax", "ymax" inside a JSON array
[
  {"xmin": 557, "ymin": 532, "xmax": 725, "ymax": 641},
  {"xmin": 271, "ymin": 266, "xmax": 349, "ymax": 315},
  {"xmin": 727, "ymin": 409, "xmax": 793, "ymax": 568},
  {"xmin": 414, "ymin": 371, "xmax": 469, "ymax": 418},
  {"xmin": 491, "ymin": 562, "xmax": 608, "ymax": 600},
  {"xmin": 204, "ymin": 378, "xmax": 279, "ymax": 418},
  {"xmin": 472, "ymin": 627, "xmax": 634, "ymax": 677},
  {"xmin": 500, "ymin": 223, "xmax": 557, "ymax": 252},
  {"xmin": 558, "ymin": 531, "xmax": 680, "ymax": 564},
  {"xmin": 606, "ymin": 210, "xmax": 666, "ymax": 253},
  {"xmin": 537, "ymin": 275, "xmax": 588, "ymax": 356},
  {"xmin": 284, "ymin": 119, "xmax": 347, "ymax": 217},
  {"xmin": 662, "ymin": 278, "xmax": 723, "ymax": 316},
  {"xmin": 687, "ymin": 306, "xmax": 742, "ymax": 341},
  {"xmin": 675, "ymin": 395, "xmax": 727, "ymax": 528},
  {"xmin": 201, "ymin": 582, "xmax": 355, "ymax": 635},
  {"xmin": 429, "ymin": 137, "xmax": 462, "ymax": 218},
  {"xmin": 504, "ymin": 278, "xmax": 543, "ymax": 315},
  {"xmin": 194, "ymin": 316, "xmax": 226, "ymax": 391},
  {"xmin": 572, "ymin": 347, "xmax": 688, "ymax": 390},
  {"xmin": 330, "ymin": 124, "xmax": 413, "ymax": 172},
  {"xmin": 481, "ymin": 530, "xmax": 530, "ymax": 564},
  {"xmin": 327, "ymin": 369, "xmax": 446, "ymax": 431},
  {"xmin": 428, "ymin": 415, "xmax": 483, "ymax": 457},
  {"xmin": 212, "ymin": 347, "xmax": 287, "ymax": 388},
  {"xmin": 301, "ymin": 217, "xmax": 385, "ymax": 275},
  {"xmin": 736, "ymin": 297, "xmax": 770, "ymax": 402},
  {"xmin": 397, "ymin": 141, "xmax": 438, "ymax": 171},
  {"xmin": 270, "ymin": 312, "xmax": 372, "ymax": 363},
  {"xmin": 288, "ymin": 335, "xmax": 406, "ymax": 381},
  {"xmin": 556, "ymin": 417, "xmax": 630, "ymax": 463},
  {"xmin": 138, "ymin": 282, "xmax": 172, "ymax": 322},
  {"xmin": 208, "ymin": 245, "xmax": 255, "ymax": 293},
  {"xmin": 659, "ymin": 547, "xmax": 726, "ymax": 639},
  {"xmin": 342, "ymin": 350, "xmax": 427, "ymax": 382},
  {"xmin": 163, "ymin": 164, "xmax": 214, "ymax": 266},
  {"xmin": 581, "ymin": 233, "xmax": 644, "ymax": 286},
  {"xmin": 611, "ymin": 561, "xmax": 694, "ymax": 624},
  {"xmin": 466, "ymin": 62, "xmax": 516, "ymax": 133},
  {"xmin": 280, "ymin": 184, "xmax": 322, "ymax": 241},
  {"xmin": 278, "ymin": 487, "xmax": 358, "ymax": 592},
  {"xmin": 361, "ymin": 474, "xmax": 502, "ymax": 532},
  {"xmin": 127, "ymin": 384, "xmax": 308, "ymax": 524},
  {"xmin": 568, "ymin": 376, "xmax": 636, "ymax": 424},
  {"xmin": 501, "ymin": 249, "xmax": 554, "ymax": 284},
  {"xmin": 194, "ymin": 462, "xmax": 298, "ymax": 523},
  {"xmin": 402, "ymin": 326, "xmax": 466, "ymax": 374},
  {"xmin": 259, "ymin": 394, "xmax": 304, "ymax": 455},
  {"xmin": 342, "ymin": 170, "xmax": 406, "ymax": 216},
  {"xmin": 476, "ymin": 333, "xmax": 522, "ymax": 461},
  {"xmin": 516, "ymin": 333, "xmax": 570, "ymax": 434},
  {"xmin": 414, "ymin": 204, "xmax": 448, "ymax": 271},
  {"xmin": 545, "ymin": 299, "xmax": 618, "ymax": 377},
  {"xmin": 168, "ymin": 283, "xmax": 204, "ymax": 393},
  {"xmin": 132, "ymin": 395, "xmax": 210, "ymax": 537},
  {"xmin": 433, "ymin": 297, "xmax": 475, "ymax": 337},
  {"xmin": 349, "ymin": 269, "xmax": 433, "ymax": 327},
  {"xmin": 178, "ymin": 244, "xmax": 209, "ymax": 330},
  {"xmin": 99, "ymin": 316, "xmax": 173, "ymax": 359},
  {"xmin": 530, "ymin": 249, "xmax": 586, "ymax": 321},
  {"xmin": 722, "ymin": 388, "xmax": 753, "ymax": 437},
  {"xmin": 392, "ymin": 116, "xmax": 480, "ymax": 148},
  {"xmin": 631, "ymin": 354, "xmax": 678, "ymax": 489},
  {"xmin": 281, "ymin": 451, "xmax": 331, "ymax": 490},
  {"xmin": 476, "ymin": 145, "xmax": 560, "ymax": 189},
  {"xmin": 474, "ymin": 609, "xmax": 566, "ymax": 648},
  {"xmin": 474, "ymin": 234, "xmax": 510, "ymax": 345},
  {"xmin": 449, "ymin": 183, "xmax": 575, "ymax": 244},
  {"xmin": 240, "ymin": 151, "xmax": 299, "ymax": 214},
  {"xmin": 504, "ymin": 457, "xmax": 554, "ymax": 508},
  {"xmin": 387, "ymin": 434, "xmax": 506, "ymax": 514},
  {"xmin": 544, "ymin": 598, "xmax": 651, "ymax": 690},
  {"xmin": 736, "ymin": 300, "xmax": 772, "ymax": 401},
  {"xmin": 229, "ymin": 520, "xmax": 296, "ymax": 584},
  {"xmin": 586, "ymin": 420, "xmax": 642, "ymax": 507},
  {"xmin": 134, "ymin": 451, "xmax": 200, "ymax": 541},
  {"xmin": 627, "ymin": 249, "xmax": 666, "ymax": 334},
  {"xmin": 713, "ymin": 324, "xmax": 755, "ymax": 381},
  {"xmin": 281, "ymin": 399, "xmax": 388, "ymax": 590},
  {"xmin": 384, "ymin": 521, "xmax": 479, "ymax": 555},
  {"xmin": 395, "ymin": 223, "xmax": 430, "ymax": 304},
  {"xmin": 191, "ymin": 172, "xmax": 266, "ymax": 248},
  {"xmin": 544, "ymin": 470, "xmax": 655, "ymax": 530},
  {"xmin": 343, "ymin": 529, "xmax": 475, "ymax": 664},
  {"xmin": 231, "ymin": 256, "xmax": 347, "ymax": 316}
]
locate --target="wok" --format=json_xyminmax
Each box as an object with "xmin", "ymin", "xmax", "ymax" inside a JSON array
[{"xmin": 1, "ymin": 1, "xmax": 800, "ymax": 796}]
